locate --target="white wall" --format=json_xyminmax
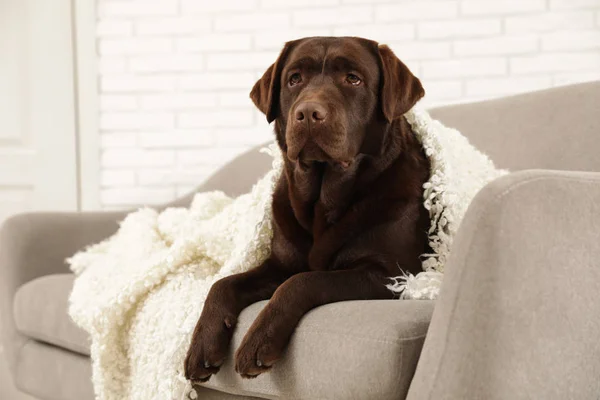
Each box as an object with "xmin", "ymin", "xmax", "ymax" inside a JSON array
[{"xmin": 96, "ymin": 0, "xmax": 600, "ymax": 209}]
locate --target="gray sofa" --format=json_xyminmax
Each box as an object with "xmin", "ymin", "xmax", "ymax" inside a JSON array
[{"xmin": 1, "ymin": 81, "xmax": 599, "ymax": 400}]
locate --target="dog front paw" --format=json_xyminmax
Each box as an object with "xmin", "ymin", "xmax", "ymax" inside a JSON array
[
  {"xmin": 184, "ymin": 312, "xmax": 235, "ymax": 383},
  {"xmin": 234, "ymin": 317, "xmax": 290, "ymax": 379},
  {"xmin": 234, "ymin": 334, "xmax": 280, "ymax": 378}
]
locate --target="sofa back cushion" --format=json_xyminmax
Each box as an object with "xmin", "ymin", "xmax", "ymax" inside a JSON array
[{"xmin": 429, "ymin": 81, "xmax": 600, "ymax": 172}]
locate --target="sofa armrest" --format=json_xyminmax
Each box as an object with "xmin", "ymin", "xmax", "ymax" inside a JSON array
[
  {"xmin": 407, "ymin": 170, "xmax": 600, "ymax": 399},
  {"xmin": 0, "ymin": 211, "xmax": 128, "ymax": 374}
]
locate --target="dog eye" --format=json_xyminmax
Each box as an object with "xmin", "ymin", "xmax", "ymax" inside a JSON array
[
  {"xmin": 289, "ymin": 73, "xmax": 302, "ymax": 86},
  {"xmin": 346, "ymin": 74, "xmax": 362, "ymax": 85}
]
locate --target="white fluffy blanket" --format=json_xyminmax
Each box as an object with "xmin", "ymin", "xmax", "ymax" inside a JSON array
[{"xmin": 68, "ymin": 108, "xmax": 506, "ymax": 400}]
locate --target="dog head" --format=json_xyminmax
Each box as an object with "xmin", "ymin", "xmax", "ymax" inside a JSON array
[{"xmin": 250, "ymin": 36, "xmax": 424, "ymax": 167}]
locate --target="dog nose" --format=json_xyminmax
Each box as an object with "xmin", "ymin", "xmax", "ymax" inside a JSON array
[{"xmin": 295, "ymin": 102, "xmax": 328, "ymax": 123}]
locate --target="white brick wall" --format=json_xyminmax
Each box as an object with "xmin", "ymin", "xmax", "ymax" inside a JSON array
[{"xmin": 96, "ymin": 0, "xmax": 600, "ymax": 209}]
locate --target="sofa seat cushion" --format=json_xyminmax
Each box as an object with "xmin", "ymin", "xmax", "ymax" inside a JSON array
[
  {"xmin": 203, "ymin": 299, "xmax": 435, "ymax": 400},
  {"xmin": 13, "ymin": 273, "xmax": 90, "ymax": 356},
  {"xmin": 13, "ymin": 274, "xmax": 434, "ymax": 399},
  {"xmin": 16, "ymin": 340, "xmax": 262, "ymax": 400}
]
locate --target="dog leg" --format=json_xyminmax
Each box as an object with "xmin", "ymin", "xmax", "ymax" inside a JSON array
[
  {"xmin": 234, "ymin": 266, "xmax": 393, "ymax": 378},
  {"xmin": 184, "ymin": 259, "xmax": 289, "ymax": 383}
]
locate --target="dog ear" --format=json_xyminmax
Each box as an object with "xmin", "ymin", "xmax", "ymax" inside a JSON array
[
  {"xmin": 250, "ymin": 41, "xmax": 295, "ymax": 123},
  {"xmin": 377, "ymin": 44, "xmax": 425, "ymax": 123}
]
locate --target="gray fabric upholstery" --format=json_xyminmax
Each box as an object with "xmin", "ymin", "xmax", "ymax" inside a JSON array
[
  {"xmin": 16, "ymin": 339, "xmax": 260, "ymax": 400},
  {"xmin": 202, "ymin": 300, "xmax": 434, "ymax": 400},
  {"xmin": 16, "ymin": 340, "xmax": 94, "ymax": 400},
  {"xmin": 0, "ymin": 211, "xmax": 127, "ymax": 375},
  {"xmin": 429, "ymin": 81, "xmax": 600, "ymax": 172},
  {"xmin": 195, "ymin": 388, "xmax": 263, "ymax": 400},
  {"xmin": 14, "ymin": 274, "xmax": 89, "ymax": 356},
  {"xmin": 406, "ymin": 170, "xmax": 600, "ymax": 400},
  {"xmin": 12, "ymin": 273, "xmax": 434, "ymax": 400}
]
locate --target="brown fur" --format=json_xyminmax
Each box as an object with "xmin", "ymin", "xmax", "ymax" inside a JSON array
[{"xmin": 185, "ymin": 37, "xmax": 430, "ymax": 381}]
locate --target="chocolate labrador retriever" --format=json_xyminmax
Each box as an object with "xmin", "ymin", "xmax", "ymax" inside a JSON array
[{"xmin": 185, "ymin": 36, "xmax": 430, "ymax": 381}]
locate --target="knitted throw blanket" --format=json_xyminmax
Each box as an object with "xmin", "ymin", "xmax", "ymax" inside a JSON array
[{"xmin": 68, "ymin": 108, "xmax": 505, "ymax": 399}]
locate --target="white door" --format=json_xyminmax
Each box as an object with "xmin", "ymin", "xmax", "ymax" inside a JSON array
[{"xmin": 0, "ymin": 0, "xmax": 79, "ymax": 222}]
